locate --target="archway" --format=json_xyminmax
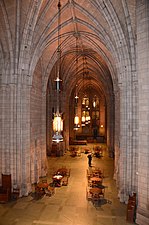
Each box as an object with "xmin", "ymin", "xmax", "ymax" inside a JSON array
[{"xmin": 46, "ymin": 42, "xmax": 116, "ymax": 158}]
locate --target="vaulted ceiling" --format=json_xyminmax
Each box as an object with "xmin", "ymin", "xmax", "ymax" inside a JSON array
[{"xmin": 0, "ymin": 0, "xmax": 136, "ymax": 102}]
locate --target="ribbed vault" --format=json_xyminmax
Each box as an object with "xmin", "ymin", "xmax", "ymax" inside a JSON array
[
  {"xmin": 28, "ymin": 0, "xmax": 119, "ymax": 91},
  {"xmin": 0, "ymin": 0, "xmax": 140, "ymax": 208},
  {"xmin": 41, "ymin": 0, "xmax": 119, "ymax": 156}
]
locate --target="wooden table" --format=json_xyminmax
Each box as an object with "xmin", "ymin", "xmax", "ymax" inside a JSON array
[
  {"xmin": 92, "ymin": 168, "xmax": 103, "ymax": 175},
  {"xmin": 89, "ymin": 188, "xmax": 101, "ymax": 205},
  {"xmin": 93, "ymin": 169, "xmax": 102, "ymax": 174},
  {"xmin": 89, "ymin": 187, "xmax": 104, "ymax": 197},
  {"xmin": 90, "ymin": 177, "xmax": 102, "ymax": 183},
  {"xmin": 37, "ymin": 182, "xmax": 49, "ymax": 189},
  {"xmin": 89, "ymin": 187, "xmax": 101, "ymax": 195}
]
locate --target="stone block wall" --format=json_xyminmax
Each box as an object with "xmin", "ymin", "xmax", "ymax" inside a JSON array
[{"xmin": 136, "ymin": 1, "xmax": 149, "ymax": 224}]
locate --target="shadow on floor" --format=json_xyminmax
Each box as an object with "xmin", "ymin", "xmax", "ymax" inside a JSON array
[{"xmin": 92, "ymin": 198, "xmax": 112, "ymax": 208}]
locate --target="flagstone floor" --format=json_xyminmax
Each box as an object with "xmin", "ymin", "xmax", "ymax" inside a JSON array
[{"xmin": 0, "ymin": 144, "xmax": 136, "ymax": 225}]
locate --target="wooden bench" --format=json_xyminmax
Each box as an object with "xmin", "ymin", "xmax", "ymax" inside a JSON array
[{"xmin": 70, "ymin": 140, "xmax": 87, "ymax": 145}]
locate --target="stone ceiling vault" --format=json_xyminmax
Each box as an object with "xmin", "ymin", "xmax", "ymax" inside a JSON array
[{"xmin": 0, "ymin": 0, "xmax": 136, "ymax": 102}]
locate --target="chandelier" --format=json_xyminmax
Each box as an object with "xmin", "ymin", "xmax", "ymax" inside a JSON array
[
  {"xmin": 81, "ymin": 110, "xmax": 86, "ymax": 127},
  {"xmin": 81, "ymin": 57, "xmax": 91, "ymax": 126},
  {"xmin": 73, "ymin": 36, "xmax": 80, "ymax": 130},
  {"xmin": 52, "ymin": 0, "xmax": 63, "ymax": 143},
  {"xmin": 74, "ymin": 84, "xmax": 80, "ymax": 130}
]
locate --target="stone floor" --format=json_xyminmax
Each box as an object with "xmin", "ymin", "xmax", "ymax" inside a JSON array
[{"xmin": 0, "ymin": 144, "xmax": 136, "ymax": 225}]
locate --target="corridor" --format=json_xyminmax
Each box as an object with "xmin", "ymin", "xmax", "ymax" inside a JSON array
[{"xmin": 0, "ymin": 144, "xmax": 135, "ymax": 225}]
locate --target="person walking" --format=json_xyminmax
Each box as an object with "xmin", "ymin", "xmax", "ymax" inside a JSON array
[{"xmin": 87, "ymin": 153, "xmax": 92, "ymax": 167}]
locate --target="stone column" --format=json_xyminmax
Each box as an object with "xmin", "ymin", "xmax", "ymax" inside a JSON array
[
  {"xmin": 16, "ymin": 83, "xmax": 31, "ymax": 196},
  {"xmin": 118, "ymin": 76, "xmax": 137, "ymax": 203},
  {"xmin": 106, "ymin": 94, "xmax": 115, "ymax": 158},
  {"xmin": 0, "ymin": 85, "xmax": 11, "ymax": 175},
  {"xmin": 40, "ymin": 92, "xmax": 47, "ymax": 176},
  {"xmin": 99, "ymin": 101, "xmax": 105, "ymax": 137},
  {"xmin": 136, "ymin": 1, "xmax": 149, "ymax": 224},
  {"xmin": 118, "ymin": 83, "xmax": 129, "ymax": 203},
  {"xmin": 63, "ymin": 91, "xmax": 70, "ymax": 150},
  {"xmin": 0, "ymin": 83, "xmax": 32, "ymax": 196},
  {"xmin": 113, "ymin": 88, "xmax": 120, "ymax": 182},
  {"xmin": 46, "ymin": 86, "xmax": 53, "ymax": 156}
]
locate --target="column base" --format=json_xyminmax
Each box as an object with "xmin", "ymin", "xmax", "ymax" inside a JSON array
[{"xmin": 136, "ymin": 208, "xmax": 149, "ymax": 225}]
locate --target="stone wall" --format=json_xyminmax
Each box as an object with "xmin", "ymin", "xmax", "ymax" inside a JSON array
[{"xmin": 136, "ymin": 0, "xmax": 149, "ymax": 224}]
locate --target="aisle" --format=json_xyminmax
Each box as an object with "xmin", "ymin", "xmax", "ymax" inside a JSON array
[
  {"xmin": 0, "ymin": 144, "xmax": 135, "ymax": 225},
  {"xmin": 45, "ymin": 144, "xmax": 134, "ymax": 225}
]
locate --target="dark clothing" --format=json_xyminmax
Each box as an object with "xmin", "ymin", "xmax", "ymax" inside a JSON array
[{"xmin": 87, "ymin": 154, "xmax": 92, "ymax": 167}]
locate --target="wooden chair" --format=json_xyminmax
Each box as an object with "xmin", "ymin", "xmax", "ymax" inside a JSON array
[
  {"xmin": 39, "ymin": 176, "xmax": 47, "ymax": 183},
  {"xmin": 0, "ymin": 188, "xmax": 10, "ymax": 203},
  {"xmin": 12, "ymin": 186, "xmax": 20, "ymax": 200},
  {"xmin": 47, "ymin": 186, "xmax": 55, "ymax": 196},
  {"xmin": 34, "ymin": 185, "xmax": 45, "ymax": 199},
  {"xmin": 45, "ymin": 186, "xmax": 55, "ymax": 197},
  {"xmin": 126, "ymin": 193, "xmax": 136, "ymax": 223},
  {"xmin": 92, "ymin": 193, "xmax": 100, "ymax": 206},
  {"xmin": 66, "ymin": 168, "xmax": 71, "ymax": 177},
  {"xmin": 0, "ymin": 174, "xmax": 11, "ymax": 203},
  {"xmin": 97, "ymin": 188, "xmax": 105, "ymax": 198},
  {"xmin": 86, "ymin": 187, "xmax": 92, "ymax": 201},
  {"xmin": 42, "ymin": 178, "xmax": 47, "ymax": 183},
  {"xmin": 126, "ymin": 204, "xmax": 135, "ymax": 223},
  {"xmin": 87, "ymin": 177, "xmax": 92, "ymax": 187},
  {"xmin": 61, "ymin": 176, "xmax": 68, "ymax": 186},
  {"xmin": 76, "ymin": 150, "xmax": 81, "ymax": 157}
]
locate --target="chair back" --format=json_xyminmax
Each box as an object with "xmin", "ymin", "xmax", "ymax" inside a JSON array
[{"xmin": 2, "ymin": 174, "xmax": 11, "ymax": 190}]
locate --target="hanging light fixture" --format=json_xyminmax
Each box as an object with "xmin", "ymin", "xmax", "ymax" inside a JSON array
[
  {"xmin": 85, "ymin": 97, "xmax": 89, "ymax": 108},
  {"xmin": 81, "ymin": 56, "xmax": 86, "ymax": 127},
  {"xmin": 74, "ymin": 115, "xmax": 80, "ymax": 130},
  {"xmin": 85, "ymin": 111, "xmax": 91, "ymax": 124},
  {"xmin": 74, "ymin": 85, "xmax": 80, "ymax": 130},
  {"xmin": 74, "ymin": 36, "xmax": 80, "ymax": 130},
  {"xmin": 93, "ymin": 100, "xmax": 96, "ymax": 108},
  {"xmin": 52, "ymin": 0, "xmax": 63, "ymax": 143},
  {"xmin": 74, "ymin": 82, "xmax": 80, "ymax": 130},
  {"xmin": 82, "ymin": 97, "xmax": 85, "ymax": 105},
  {"xmin": 81, "ymin": 110, "xmax": 86, "ymax": 126},
  {"xmin": 93, "ymin": 95, "xmax": 96, "ymax": 108}
]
